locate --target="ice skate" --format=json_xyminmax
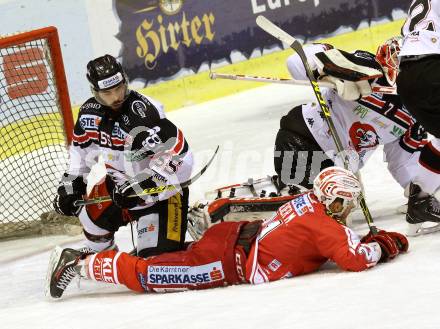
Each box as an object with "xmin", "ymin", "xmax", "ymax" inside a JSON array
[
  {"xmin": 406, "ymin": 183, "xmax": 440, "ymax": 236},
  {"xmin": 45, "ymin": 247, "xmax": 87, "ymax": 299}
]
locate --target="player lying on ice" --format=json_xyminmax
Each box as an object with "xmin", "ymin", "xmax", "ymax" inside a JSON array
[
  {"xmin": 274, "ymin": 37, "xmax": 439, "ymax": 235},
  {"xmin": 46, "ymin": 167, "xmax": 408, "ymax": 299}
]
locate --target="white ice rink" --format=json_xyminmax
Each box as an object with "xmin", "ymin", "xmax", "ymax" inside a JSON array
[{"xmin": 1, "ymin": 84, "xmax": 440, "ymax": 329}]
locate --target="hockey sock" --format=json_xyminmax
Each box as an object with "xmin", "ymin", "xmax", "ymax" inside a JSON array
[{"xmin": 75, "ymin": 257, "xmax": 91, "ymax": 279}]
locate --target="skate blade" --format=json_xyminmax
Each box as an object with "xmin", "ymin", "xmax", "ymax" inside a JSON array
[
  {"xmin": 406, "ymin": 223, "xmax": 440, "ymax": 237},
  {"xmin": 396, "ymin": 204, "xmax": 408, "ymax": 214},
  {"xmin": 44, "ymin": 246, "xmax": 63, "ymax": 299}
]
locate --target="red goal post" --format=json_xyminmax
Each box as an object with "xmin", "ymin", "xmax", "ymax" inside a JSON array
[
  {"xmin": 0, "ymin": 26, "xmax": 77, "ymax": 238},
  {"xmin": 0, "ymin": 26, "xmax": 74, "ymax": 141}
]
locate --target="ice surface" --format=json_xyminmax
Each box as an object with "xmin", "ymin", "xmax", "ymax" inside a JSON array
[{"xmin": 1, "ymin": 84, "xmax": 439, "ymax": 329}]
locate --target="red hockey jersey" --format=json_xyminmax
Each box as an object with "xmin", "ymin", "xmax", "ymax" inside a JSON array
[{"xmin": 245, "ymin": 192, "xmax": 381, "ymax": 284}]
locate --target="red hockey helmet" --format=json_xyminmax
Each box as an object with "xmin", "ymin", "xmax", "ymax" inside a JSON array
[
  {"xmin": 313, "ymin": 166, "xmax": 362, "ymax": 216},
  {"xmin": 375, "ymin": 36, "xmax": 402, "ymax": 86}
]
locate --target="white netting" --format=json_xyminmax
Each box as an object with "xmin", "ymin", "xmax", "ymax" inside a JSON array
[{"xmin": 0, "ymin": 31, "xmax": 80, "ymax": 238}]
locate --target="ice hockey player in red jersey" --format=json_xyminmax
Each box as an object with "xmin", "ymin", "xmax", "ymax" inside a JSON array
[
  {"xmin": 275, "ymin": 38, "xmax": 439, "ymax": 236},
  {"xmin": 397, "ymin": 0, "xmax": 440, "ymax": 233},
  {"xmin": 52, "ymin": 55, "xmax": 193, "ymax": 257},
  {"xmin": 46, "ymin": 167, "xmax": 408, "ymax": 299}
]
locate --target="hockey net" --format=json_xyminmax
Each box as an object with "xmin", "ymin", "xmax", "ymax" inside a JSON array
[{"xmin": 0, "ymin": 27, "xmax": 80, "ymax": 239}]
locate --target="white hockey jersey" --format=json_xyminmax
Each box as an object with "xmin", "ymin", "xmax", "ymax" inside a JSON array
[
  {"xmin": 286, "ymin": 44, "xmax": 426, "ymax": 189},
  {"xmin": 68, "ymin": 90, "xmax": 193, "ymax": 209},
  {"xmin": 400, "ymin": 0, "xmax": 440, "ymax": 56}
]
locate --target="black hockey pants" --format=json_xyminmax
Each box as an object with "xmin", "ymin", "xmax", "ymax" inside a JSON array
[
  {"xmin": 274, "ymin": 106, "xmax": 334, "ymax": 189},
  {"xmin": 397, "ymin": 56, "xmax": 440, "ymax": 138}
]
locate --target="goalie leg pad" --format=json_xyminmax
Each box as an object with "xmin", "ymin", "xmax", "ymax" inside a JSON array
[
  {"xmin": 188, "ymin": 195, "xmax": 297, "ymax": 240},
  {"xmin": 208, "ymin": 195, "xmax": 297, "ymax": 223}
]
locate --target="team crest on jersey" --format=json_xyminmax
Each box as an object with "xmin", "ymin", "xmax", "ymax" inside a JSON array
[
  {"xmin": 349, "ymin": 122, "xmax": 379, "ymax": 152},
  {"xmin": 142, "ymin": 126, "xmax": 162, "ymax": 148},
  {"xmin": 146, "ymin": 262, "xmax": 224, "ymax": 285},
  {"xmin": 131, "ymin": 100, "xmax": 147, "ymax": 118}
]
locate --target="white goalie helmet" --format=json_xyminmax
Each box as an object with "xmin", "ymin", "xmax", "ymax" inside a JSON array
[{"xmin": 313, "ymin": 166, "xmax": 362, "ymax": 216}]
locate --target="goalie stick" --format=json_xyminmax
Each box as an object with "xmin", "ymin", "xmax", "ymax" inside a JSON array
[
  {"xmin": 256, "ymin": 15, "xmax": 378, "ymax": 235},
  {"xmin": 75, "ymin": 146, "xmax": 220, "ymax": 206},
  {"xmin": 210, "ymin": 72, "xmax": 397, "ymax": 94}
]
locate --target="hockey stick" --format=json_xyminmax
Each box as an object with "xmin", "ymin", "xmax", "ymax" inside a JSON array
[
  {"xmin": 75, "ymin": 146, "xmax": 220, "ymax": 206},
  {"xmin": 256, "ymin": 15, "xmax": 378, "ymax": 234},
  {"xmin": 210, "ymin": 72, "xmax": 397, "ymax": 94}
]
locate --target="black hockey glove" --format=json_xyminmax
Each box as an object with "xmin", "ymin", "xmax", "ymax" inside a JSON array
[
  {"xmin": 110, "ymin": 175, "xmax": 158, "ymax": 209},
  {"xmin": 405, "ymin": 122, "xmax": 427, "ymax": 144},
  {"xmin": 53, "ymin": 173, "xmax": 87, "ymax": 216}
]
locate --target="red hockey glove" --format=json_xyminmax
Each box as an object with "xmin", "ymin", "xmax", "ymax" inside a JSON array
[
  {"xmin": 382, "ymin": 231, "xmax": 409, "ymax": 253},
  {"xmin": 361, "ymin": 231, "xmax": 399, "ymax": 263},
  {"xmin": 363, "ymin": 230, "xmax": 409, "ymax": 253}
]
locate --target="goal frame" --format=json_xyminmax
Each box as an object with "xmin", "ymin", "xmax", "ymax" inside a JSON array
[
  {"xmin": 0, "ymin": 26, "xmax": 77, "ymax": 239},
  {"xmin": 0, "ymin": 26, "xmax": 74, "ymax": 144}
]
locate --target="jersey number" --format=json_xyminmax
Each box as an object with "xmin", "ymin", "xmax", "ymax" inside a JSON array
[
  {"xmin": 151, "ymin": 152, "xmax": 183, "ymax": 175},
  {"xmin": 407, "ymin": 0, "xmax": 435, "ymax": 32},
  {"xmin": 100, "ymin": 131, "xmax": 112, "ymax": 147}
]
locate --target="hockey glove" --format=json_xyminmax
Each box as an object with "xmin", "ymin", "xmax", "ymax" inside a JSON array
[
  {"xmin": 53, "ymin": 173, "xmax": 87, "ymax": 217},
  {"xmin": 403, "ymin": 122, "xmax": 427, "ymax": 146},
  {"xmin": 319, "ymin": 76, "xmax": 372, "ymax": 101},
  {"xmin": 361, "ymin": 231, "xmax": 399, "ymax": 262},
  {"xmin": 314, "ymin": 48, "xmax": 383, "ymax": 101},
  {"xmin": 110, "ymin": 175, "xmax": 157, "ymax": 209},
  {"xmin": 381, "ymin": 231, "xmax": 409, "ymax": 253},
  {"xmin": 363, "ymin": 230, "xmax": 409, "ymax": 253},
  {"xmin": 315, "ymin": 49, "xmax": 383, "ymax": 81},
  {"xmin": 187, "ymin": 200, "xmax": 212, "ymax": 240}
]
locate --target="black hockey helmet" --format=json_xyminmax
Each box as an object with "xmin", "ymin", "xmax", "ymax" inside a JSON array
[{"xmin": 86, "ymin": 54, "xmax": 127, "ymax": 91}]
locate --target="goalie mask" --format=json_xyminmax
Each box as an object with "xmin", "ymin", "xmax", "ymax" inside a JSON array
[
  {"xmin": 313, "ymin": 166, "xmax": 362, "ymax": 218},
  {"xmin": 86, "ymin": 55, "xmax": 129, "ymax": 108},
  {"xmin": 375, "ymin": 36, "xmax": 402, "ymax": 86}
]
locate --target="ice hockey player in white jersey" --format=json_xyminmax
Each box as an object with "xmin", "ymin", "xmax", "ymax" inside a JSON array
[
  {"xmin": 274, "ymin": 39, "xmax": 439, "ymax": 236},
  {"xmin": 53, "ymin": 55, "xmax": 193, "ymax": 256},
  {"xmin": 397, "ymin": 0, "xmax": 440, "ymax": 234}
]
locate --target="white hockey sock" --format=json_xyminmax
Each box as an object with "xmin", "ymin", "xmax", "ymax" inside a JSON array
[{"xmin": 75, "ymin": 258, "xmax": 90, "ymax": 279}]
